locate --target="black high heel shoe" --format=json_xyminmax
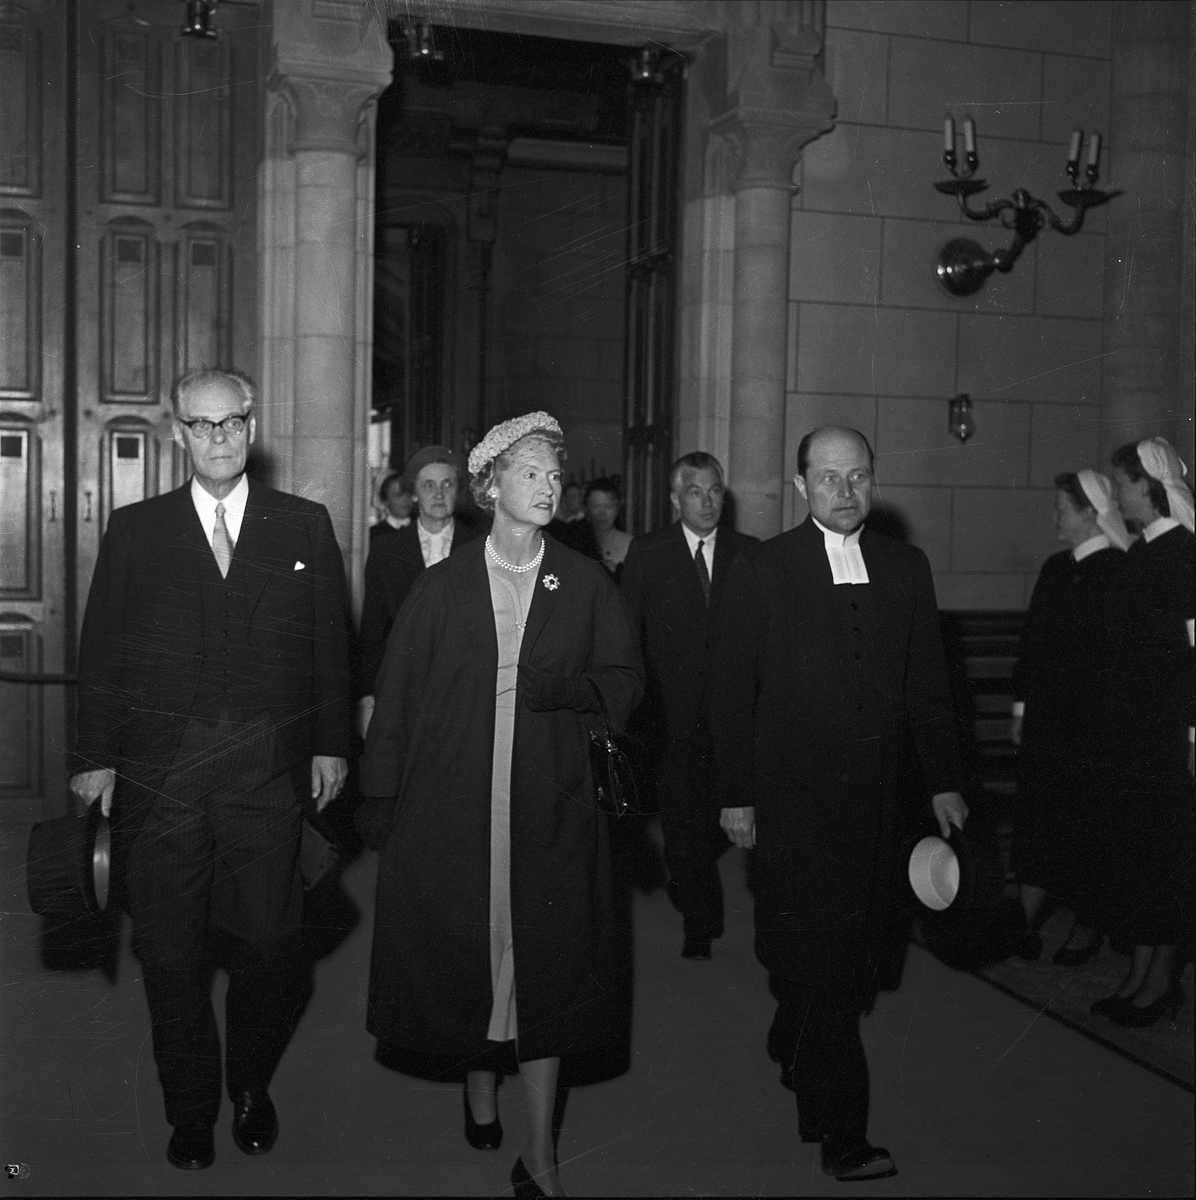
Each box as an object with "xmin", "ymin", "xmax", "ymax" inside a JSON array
[
  {"xmin": 1090, "ymin": 992, "xmax": 1133, "ymax": 1018},
  {"xmin": 1109, "ymin": 984, "xmax": 1184, "ymax": 1028},
  {"xmin": 463, "ymin": 1086, "xmax": 502, "ymax": 1151},
  {"xmin": 511, "ymin": 1157, "xmax": 549, "ymax": 1198}
]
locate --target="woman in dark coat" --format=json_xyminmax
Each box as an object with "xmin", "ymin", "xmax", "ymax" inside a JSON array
[
  {"xmin": 1092, "ymin": 438, "xmax": 1195, "ymax": 1027},
  {"xmin": 358, "ymin": 412, "xmax": 642, "ymax": 1197},
  {"xmin": 1010, "ymin": 471, "xmax": 1128, "ymax": 964}
]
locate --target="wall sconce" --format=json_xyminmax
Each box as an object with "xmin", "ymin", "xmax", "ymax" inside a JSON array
[
  {"xmin": 180, "ymin": 0, "xmax": 217, "ymax": 38},
  {"xmin": 630, "ymin": 47, "xmax": 663, "ymax": 84},
  {"xmin": 934, "ymin": 114, "xmax": 1121, "ymax": 296},
  {"xmin": 403, "ymin": 23, "xmax": 445, "ymax": 63},
  {"xmin": 949, "ymin": 393, "xmax": 976, "ymax": 443}
]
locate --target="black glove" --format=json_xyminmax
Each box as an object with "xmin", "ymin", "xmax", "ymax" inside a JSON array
[
  {"xmin": 519, "ymin": 666, "xmax": 600, "ymax": 713},
  {"xmin": 355, "ymin": 796, "xmax": 396, "ymax": 852}
]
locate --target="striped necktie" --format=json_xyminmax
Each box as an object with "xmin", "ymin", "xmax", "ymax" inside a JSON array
[{"xmin": 212, "ymin": 502, "xmax": 234, "ymax": 578}]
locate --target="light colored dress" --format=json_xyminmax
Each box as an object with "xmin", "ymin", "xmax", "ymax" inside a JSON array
[{"xmin": 484, "ymin": 555, "xmax": 540, "ymax": 1043}]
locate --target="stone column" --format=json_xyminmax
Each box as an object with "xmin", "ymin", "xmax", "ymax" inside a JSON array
[
  {"xmin": 263, "ymin": 3, "xmax": 391, "ymax": 576},
  {"xmin": 709, "ymin": 20, "xmax": 835, "ymax": 539},
  {"xmin": 1099, "ymin": 0, "xmax": 1191, "ymax": 465}
]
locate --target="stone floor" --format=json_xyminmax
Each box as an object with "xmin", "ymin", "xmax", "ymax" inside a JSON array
[{"xmin": 2, "ymin": 825, "xmax": 1192, "ymax": 1197}]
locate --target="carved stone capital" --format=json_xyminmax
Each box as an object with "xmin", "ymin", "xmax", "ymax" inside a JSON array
[
  {"xmin": 272, "ymin": 70, "xmax": 389, "ymax": 156},
  {"xmin": 269, "ymin": 1, "xmax": 392, "ymax": 157},
  {"xmin": 710, "ymin": 110, "xmax": 832, "ymax": 192},
  {"xmin": 707, "ymin": 16, "xmax": 836, "ymax": 192}
]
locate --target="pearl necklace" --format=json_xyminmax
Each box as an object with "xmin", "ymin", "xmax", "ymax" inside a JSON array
[{"xmin": 485, "ymin": 535, "xmax": 545, "ymax": 574}]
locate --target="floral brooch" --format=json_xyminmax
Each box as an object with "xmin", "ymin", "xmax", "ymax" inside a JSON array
[{"xmin": 543, "ymin": 574, "xmax": 560, "ymax": 591}]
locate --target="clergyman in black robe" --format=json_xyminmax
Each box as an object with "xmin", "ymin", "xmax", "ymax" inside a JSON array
[{"xmin": 710, "ymin": 426, "xmax": 964, "ymax": 1183}]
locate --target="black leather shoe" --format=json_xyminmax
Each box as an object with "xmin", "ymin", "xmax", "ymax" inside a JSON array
[
  {"xmin": 463, "ymin": 1086, "xmax": 503, "ymax": 1150},
  {"xmin": 681, "ymin": 937, "xmax": 712, "ymax": 960},
  {"xmin": 231, "ymin": 1090, "xmax": 278, "ymax": 1155},
  {"xmin": 166, "ymin": 1123, "xmax": 215, "ymax": 1170},
  {"xmin": 821, "ymin": 1141, "xmax": 898, "ymax": 1181},
  {"xmin": 1108, "ymin": 985, "xmax": 1184, "ymax": 1028}
]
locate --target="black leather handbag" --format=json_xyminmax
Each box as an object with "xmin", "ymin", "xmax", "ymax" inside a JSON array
[{"xmin": 587, "ymin": 681, "xmax": 640, "ymax": 819}]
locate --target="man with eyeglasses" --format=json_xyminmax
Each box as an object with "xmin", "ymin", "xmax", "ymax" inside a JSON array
[{"xmin": 69, "ymin": 367, "xmax": 352, "ymax": 1170}]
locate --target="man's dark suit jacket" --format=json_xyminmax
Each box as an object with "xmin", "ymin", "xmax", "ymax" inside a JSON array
[
  {"xmin": 357, "ymin": 519, "xmax": 478, "ymax": 697},
  {"xmin": 72, "ymin": 480, "xmax": 353, "ymax": 831},
  {"xmin": 620, "ymin": 521, "xmax": 758, "ymax": 744}
]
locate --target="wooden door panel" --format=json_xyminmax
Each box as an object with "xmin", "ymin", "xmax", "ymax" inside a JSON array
[
  {"xmin": 623, "ymin": 48, "xmax": 683, "ymax": 535},
  {"xmin": 0, "ymin": 0, "xmax": 65, "ymax": 817},
  {"xmin": 0, "ymin": 0, "xmax": 259, "ymax": 817}
]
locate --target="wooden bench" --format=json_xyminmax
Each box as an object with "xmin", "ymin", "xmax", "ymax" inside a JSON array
[{"xmin": 939, "ymin": 611, "xmax": 1025, "ymax": 806}]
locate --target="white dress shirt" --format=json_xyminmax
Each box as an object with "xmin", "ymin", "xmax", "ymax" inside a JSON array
[
  {"xmin": 680, "ymin": 522, "xmax": 716, "ymax": 578},
  {"xmin": 811, "ymin": 516, "xmax": 869, "ymax": 585},
  {"xmin": 417, "ymin": 517, "xmax": 455, "ymax": 567},
  {"xmin": 190, "ymin": 474, "xmax": 248, "ymax": 548},
  {"xmin": 384, "ymin": 514, "xmax": 412, "ymax": 531}
]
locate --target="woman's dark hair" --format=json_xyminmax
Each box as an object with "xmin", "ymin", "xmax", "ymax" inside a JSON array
[
  {"xmin": 1110, "ymin": 442, "xmax": 1169, "ymax": 517},
  {"xmin": 1053, "ymin": 472, "xmax": 1093, "ymax": 513},
  {"xmin": 584, "ymin": 477, "xmax": 620, "ymax": 503},
  {"xmin": 377, "ymin": 471, "xmax": 406, "ymax": 502}
]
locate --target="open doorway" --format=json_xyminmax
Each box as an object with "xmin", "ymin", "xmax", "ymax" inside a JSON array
[{"xmin": 371, "ymin": 23, "xmax": 682, "ymax": 532}]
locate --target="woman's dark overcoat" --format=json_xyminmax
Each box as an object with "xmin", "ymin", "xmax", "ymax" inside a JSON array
[
  {"xmin": 1103, "ymin": 524, "xmax": 1195, "ymax": 945},
  {"xmin": 359, "ymin": 537, "xmax": 643, "ymax": 1066},
  {"xmin": 709, "ymin": 519, "xmax": 962, "ymax": 1003},
  {"xmin": 1011, "ymin": 546, "xmax": 1124, "ymax": 899}
]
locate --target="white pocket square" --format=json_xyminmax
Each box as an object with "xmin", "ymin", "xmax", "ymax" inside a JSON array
[{"xmin": 294, "ymin": 561, "xmax": 305, "ymax": 571}]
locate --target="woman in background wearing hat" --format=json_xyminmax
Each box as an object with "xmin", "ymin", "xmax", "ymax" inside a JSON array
[
  {"xmin": 358, "ymin": 413, "xmax": 642, "ymax": 1197},
  {"xmin": 1009, "ymin": 471, "xmax": 1129, "ymax": 965},
  {"xmin": 1091, "ymin": 438, "xmax": 1195, "ymax": 1027}
]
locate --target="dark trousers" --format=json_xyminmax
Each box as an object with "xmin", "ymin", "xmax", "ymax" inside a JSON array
[
  {"xmin": 125, "ymin": 712, "xmax": 303, "ymax": 1128},
  {"xmin": 768, "ymin": 977, "xmax": 869, "ymax": 1149},
  {"xmin": 656, "ymin": 736, "xmax": 724, "ymax": 943}
]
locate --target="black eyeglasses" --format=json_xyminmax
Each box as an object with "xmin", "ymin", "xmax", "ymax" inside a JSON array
[{"xmin": 176, "ymin": 413, "xmax": 250, "ymax": 439}]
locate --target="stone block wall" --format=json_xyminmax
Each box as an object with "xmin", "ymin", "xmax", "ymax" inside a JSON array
[
  {"xmin": 489, "ymin": 166, "xmax": 627, "ymax": 482},
  {"xmin": 786, "ymin": 0, "xmax": 1114, "ymax": 608}
]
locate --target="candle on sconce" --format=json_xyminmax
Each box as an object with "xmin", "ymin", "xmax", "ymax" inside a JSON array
[
  {"xmin": 1086, "ymin": 131, "xmax": 1102, "ymax": 170},
  {"xmin": 963, "ymin": 116, "xmax": 976, "ymax": 155},
  {"xmin": 1067, "ymin": 128, "xmax": 1082, "ymax": 167},
  {"xmin": 944, "ymin": 114, "xmax": 955, "ymax": 154}
]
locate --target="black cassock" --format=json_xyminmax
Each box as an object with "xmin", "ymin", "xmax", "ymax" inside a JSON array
[
  {"xmin": 710, "ymin": 518, "xmax": 962, "ymax": 1001},
  {"xmin": 359, "ymin": 537, "xmax": 642, "ymax": 1067},
  {"xmin": 1011, "ymin": 545, "xmax": 1125, "ymax": 904}
]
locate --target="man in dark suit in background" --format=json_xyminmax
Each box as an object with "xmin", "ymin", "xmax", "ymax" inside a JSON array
[
  {"xmin": 710, "ymin": 427, "xmax": 966, "ymax": 1181},
  {"xmin": 357, "ymin": 445, "xmax": 478, "ymax": 735},
  {"xmin": 620, "ymin": 452, "xmax": 757, "ymax": 959},
  {"xmin": 70, "ymin": 368, "xmax": 352, "ymax": 1170}
]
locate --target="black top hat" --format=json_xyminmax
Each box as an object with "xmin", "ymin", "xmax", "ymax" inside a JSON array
[{"xmin": 26, "ymin": 804, "xmax": 112, "ymax": 919}]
